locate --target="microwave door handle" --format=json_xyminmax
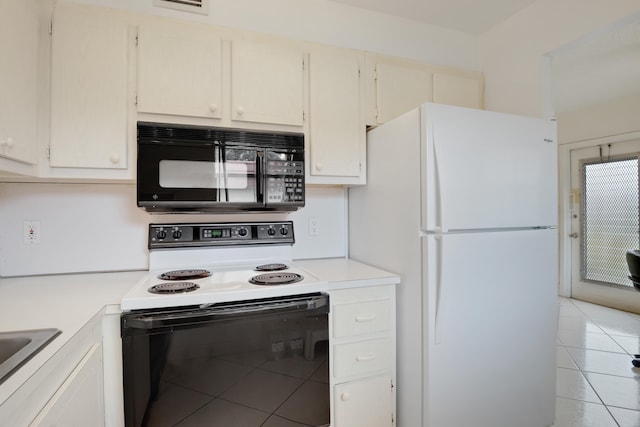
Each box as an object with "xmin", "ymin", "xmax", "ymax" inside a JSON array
[
  {"xmin": 220, "ymin": 146, "xmax": 229, "ymax": 201},
  {"xmin": 213, "ymin": 144, "xmax": 220, "ymax": 201},
  {"xmin": 256, "ymin": 151, "xmax": 264, "ymax": 204}
]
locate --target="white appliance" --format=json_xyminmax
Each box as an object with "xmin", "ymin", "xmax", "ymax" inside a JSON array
[
  {"xmin": 121, "ymin": 221, "xmax": 328, "ymax": 310},
  {"xmin": 349, "ymin": 103, "xmax": 558, "ymax": 427}
]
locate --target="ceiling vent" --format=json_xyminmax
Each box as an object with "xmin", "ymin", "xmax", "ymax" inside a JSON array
[{"xmin": 153, "ymin": 0, "xmax": 209, "ymax": 15}]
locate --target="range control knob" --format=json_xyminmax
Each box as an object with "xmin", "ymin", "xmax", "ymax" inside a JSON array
[
  {"xmin": 238, "ymin": 227, "xmax": 248, "ymax": 237},
  {"xmin": 267, "ymin": 228, "xmax": 276, "ymax": 236},
  {"xmin": 172, "ymin": 229, "xmax": 183, "ymax": 239},
  {"xmin": 280, "ymin": 227, "xmax": 289, "ymax": 236},
  {"xmin": 156, "ymin": 229, "xmax": 167, "ymax": 240}
]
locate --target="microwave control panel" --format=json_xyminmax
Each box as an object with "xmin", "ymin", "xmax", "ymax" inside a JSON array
[
  {"xmin": 148, "ymin": 221, "xmax": 295, "ymax": 249},
  {"xmin": 266, "ymin": 160, "xmax": 304, "ymax": 203}
]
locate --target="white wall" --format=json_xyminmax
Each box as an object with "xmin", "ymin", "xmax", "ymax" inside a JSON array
[
  {"xmin": 0, "ymin": 184, "xmax": 346, "ymax": 277},
  {"xmin": 556, "ymin": 93, "xmax": 640, "ymax": 144},
  {"xmin": 480, "ymin": 0, "xmax": 640, "ymax": 117},
  {"xmin": 69, "ymin": 0, "xmax": 480, "ymax": 70}
]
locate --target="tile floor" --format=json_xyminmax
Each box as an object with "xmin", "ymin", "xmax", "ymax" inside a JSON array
[{"xmin": 554, "ymin": 297, "xmax": 640, "ymax": 427}]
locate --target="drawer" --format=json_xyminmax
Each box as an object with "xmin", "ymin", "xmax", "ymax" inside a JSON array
[
  {"xmin": 334, "ymin": 337, "xmax": 391, "ymax": 379},
  {"xmin": 333, "ymin": 299, "xmax": 391, "ymax": 338}
]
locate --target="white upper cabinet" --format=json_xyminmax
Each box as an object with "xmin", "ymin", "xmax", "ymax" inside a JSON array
[
  {"xmin": 230, "ymin": 40, "xmax": 305, "ymax": 127},
  {"xmin": 374, "ymin": 59, "xmax": 432, "ymax": 125},
  {"xmin": 137, "ymin": 21, "xmax": 223, "ymax": 119},
  {"xmin": 0, "ymin": 0, "xmax": 39, "ymax": 167},
  {"xmin": 50, "ymin": 2, "xmax": 130, "ymax": 172},
  {"xmin": 432, "ymin": 72, "xmax": 483, "ymax": 109},
  {"xmin": 308, "ymin": 47, "xmax": 365, "ymax": 184},
  {"xmin": 366, "ymin": 53, "xmax": 484, "ymax": 126}
]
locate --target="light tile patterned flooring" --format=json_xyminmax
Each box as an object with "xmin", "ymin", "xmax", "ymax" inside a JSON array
[{"xmin": 554, "ymin": 297, "xmax": 640, "ymax": 426}]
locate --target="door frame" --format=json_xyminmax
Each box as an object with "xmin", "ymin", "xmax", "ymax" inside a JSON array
[{"xmin": 558, "ymin": 130, "xmax": 640, "ymax": 298}]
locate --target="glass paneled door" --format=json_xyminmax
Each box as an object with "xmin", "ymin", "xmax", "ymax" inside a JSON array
[{"xmin": 570, "ymin": 138, "xmax": 640, "ymax": 312}]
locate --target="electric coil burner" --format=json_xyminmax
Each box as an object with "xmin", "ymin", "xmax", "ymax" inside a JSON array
[
  {"xmin": 148, "ymin": 282, "xmax": 200, "ymax": 294},
  {"xmin": 158, "ymin": 269, "xmax": 211, "ymax": 281},
  {"xmin": 249, "ymin": 272, "xmax": 304, "ymax": 285},
  {"xmin": 255, "ymin": 263, "xmax": 289, "ymax": 272}
]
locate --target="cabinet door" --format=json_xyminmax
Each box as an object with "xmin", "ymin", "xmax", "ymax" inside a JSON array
[
  {"xmin": 30, "ymin": 343, "xmax": 104, "ymax": 427},
  {"xmin": 230, "ymin": 40, "xmax": 304, "ymax": 126},
  {"xmin": 334, "ymin": 375, "xmax": 392, "ymax": 427},
  {"xmin": 376, "ymin": 60, "xmax": 431, "ymax": 124},
  {"xmin": 308, "ymin": 49, "xmax": 364, "ymax": 180},
  {"xmin": 137, "ymin": 21, "xmax": 223, "ymax": 118},
  {"xmin": 433, "ymin": 72, "xmax": 483, "ymax": 109},
  {"xmin": 0, "ymin": 0, "xmax": 38, "ymax": 165},
  {"xmin": 50, "ymin": 3, "xmax": 129, "ymax": 169}
]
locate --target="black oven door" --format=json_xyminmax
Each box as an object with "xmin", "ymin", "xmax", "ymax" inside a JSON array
[
  {"xmin": 121, "ymin": 293, "xmax": 330, "ymax": 427},
  {"xmin": 137, "ymin": 139, "xmax": 264, "ymax": 213}
]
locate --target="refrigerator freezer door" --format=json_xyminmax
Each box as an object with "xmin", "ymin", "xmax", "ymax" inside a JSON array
[
  {"xmin": 421, "ymin": 103, "xmax": 557, "ymax": 232},
  {"xmin": 422, "ymin": 228, "xmax": 557, "ymax": 427}
]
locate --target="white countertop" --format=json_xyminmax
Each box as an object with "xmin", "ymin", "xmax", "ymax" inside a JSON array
[
  {"xmin": 0, "ymin": 270, "xmax": 147, "ymax": 405},
  {"xmin": 0, "ymin": 258, "xmax": 398, "ymax": 407}
]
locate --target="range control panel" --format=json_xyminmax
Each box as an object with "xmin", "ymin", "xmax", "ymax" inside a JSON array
[{"xmin": 148, "ymin": 221, "xmax": 294, "ymax": 249}]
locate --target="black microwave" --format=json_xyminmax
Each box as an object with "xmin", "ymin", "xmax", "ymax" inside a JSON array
[{"xmin": 137, "ymin": 122, "xmax": 305, "ymax": 213}]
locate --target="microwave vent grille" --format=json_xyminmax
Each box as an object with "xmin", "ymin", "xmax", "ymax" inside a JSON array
[
  {"xmin": 137, "ymin": 122, "xmax": 304, "ymax": 149},
  {"xmin": 152, "ymin": 0, "xmax": 209, "ymax": 15}
]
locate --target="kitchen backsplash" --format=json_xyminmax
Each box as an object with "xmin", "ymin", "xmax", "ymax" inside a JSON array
[{"xmin": 0, "ymin": 183, "xmax": 346, "ymax": 277}]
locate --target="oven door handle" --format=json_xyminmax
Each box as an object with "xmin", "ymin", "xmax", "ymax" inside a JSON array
[{"xmin": 122, "ymin": 294, "xmax": 328, "ymax": 332}]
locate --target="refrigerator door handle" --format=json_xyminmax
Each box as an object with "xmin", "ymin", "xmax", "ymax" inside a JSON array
[
  {"xmin": 425, "ymin": 233, "xmax": 446, "ymax": 345},
  {"xmin": 432, "ymin": 135, "xmax": 446, "ymax": 233},
  {"xmin": 424, "ymin": 120, "xmax": 446, "ymax": 232},
  {"xmin": 434, "ymin": 235, "xmax": 446, "ymax": 344}
]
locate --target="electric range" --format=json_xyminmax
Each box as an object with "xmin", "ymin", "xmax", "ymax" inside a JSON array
[{"xmin": 121, "ymin": 221, "xmax": 328, "ymax": 311}]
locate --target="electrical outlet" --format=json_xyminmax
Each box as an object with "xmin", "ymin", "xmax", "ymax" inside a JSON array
[
  {"xmin": 24, "ymin": 220, "xmax": 41, "ymax": 244},
  {"xmin": 309, "ymin": 217, "xmax": 320, "ymax": 236}
]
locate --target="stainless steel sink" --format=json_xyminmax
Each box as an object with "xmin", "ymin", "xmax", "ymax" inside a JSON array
[{"xmin": 0, "ymin": 328, "xmax": 61, "ymax": 385}]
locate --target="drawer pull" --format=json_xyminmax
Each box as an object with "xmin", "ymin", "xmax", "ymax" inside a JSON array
[
  {"xmin": 356, "ymin": 353, "xmax": 377, "ymax": 362},
  {"xmin": 340, "ymin": 392, "xmax": 351, "ymax": 401},
  {"xmin": 355, "ymin": 314, "xmax": 376, "ymax": 322}
]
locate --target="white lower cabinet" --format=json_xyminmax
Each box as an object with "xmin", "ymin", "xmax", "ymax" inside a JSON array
[
  {"xmin": 330, "ymin": 285, "xmax": 396, "ymax": 426},
  {"xmin": 0, "ymin": 310, "xmax": 105, "ymax": 427},
  {"xmin": 30, "ymin": 343, "xmax": 104, "ymax": 427},
  {"xmin": 335, "ymin": 375, "xmax": 393, "ymax": 427}
]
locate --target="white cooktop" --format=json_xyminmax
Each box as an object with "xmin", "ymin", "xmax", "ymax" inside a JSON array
[{"xmin": 121, "ymin": 246, "xmax": 328, "ymax": 310}]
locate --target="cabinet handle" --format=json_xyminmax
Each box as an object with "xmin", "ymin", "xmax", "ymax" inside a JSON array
[
  {"xmin": 109, "ymin": 153, "xmax": 120, "ymax": 164},
  {"xmin": 209, "ymin": 103, "xmax": 218, "ymax": 112},
  {"xmin": 355, "ymin": 314, "xmax": 376, "ymax": 322},
  {"xmin": 236, "ymin": 106, "xmax": 244, "ymax": 115},
  {"xmin": 5, "ymin": 137, "xmax": 14, "ymax": 148},
  {"xmin": 356, "ymin": 353, "xmax": 377, "ymax": 362},
  {"xmin": 315, "ymin": 163, "xmax": 323, "ymax": 171},
  {"xmin": 340, "ymin": 392, "xmax": 351, "ymax": 401}
]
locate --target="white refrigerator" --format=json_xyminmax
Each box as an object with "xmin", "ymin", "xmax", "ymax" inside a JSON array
[{"xmin": 349, "ymin": 103, "xmax": 558, "ymax": 427}]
